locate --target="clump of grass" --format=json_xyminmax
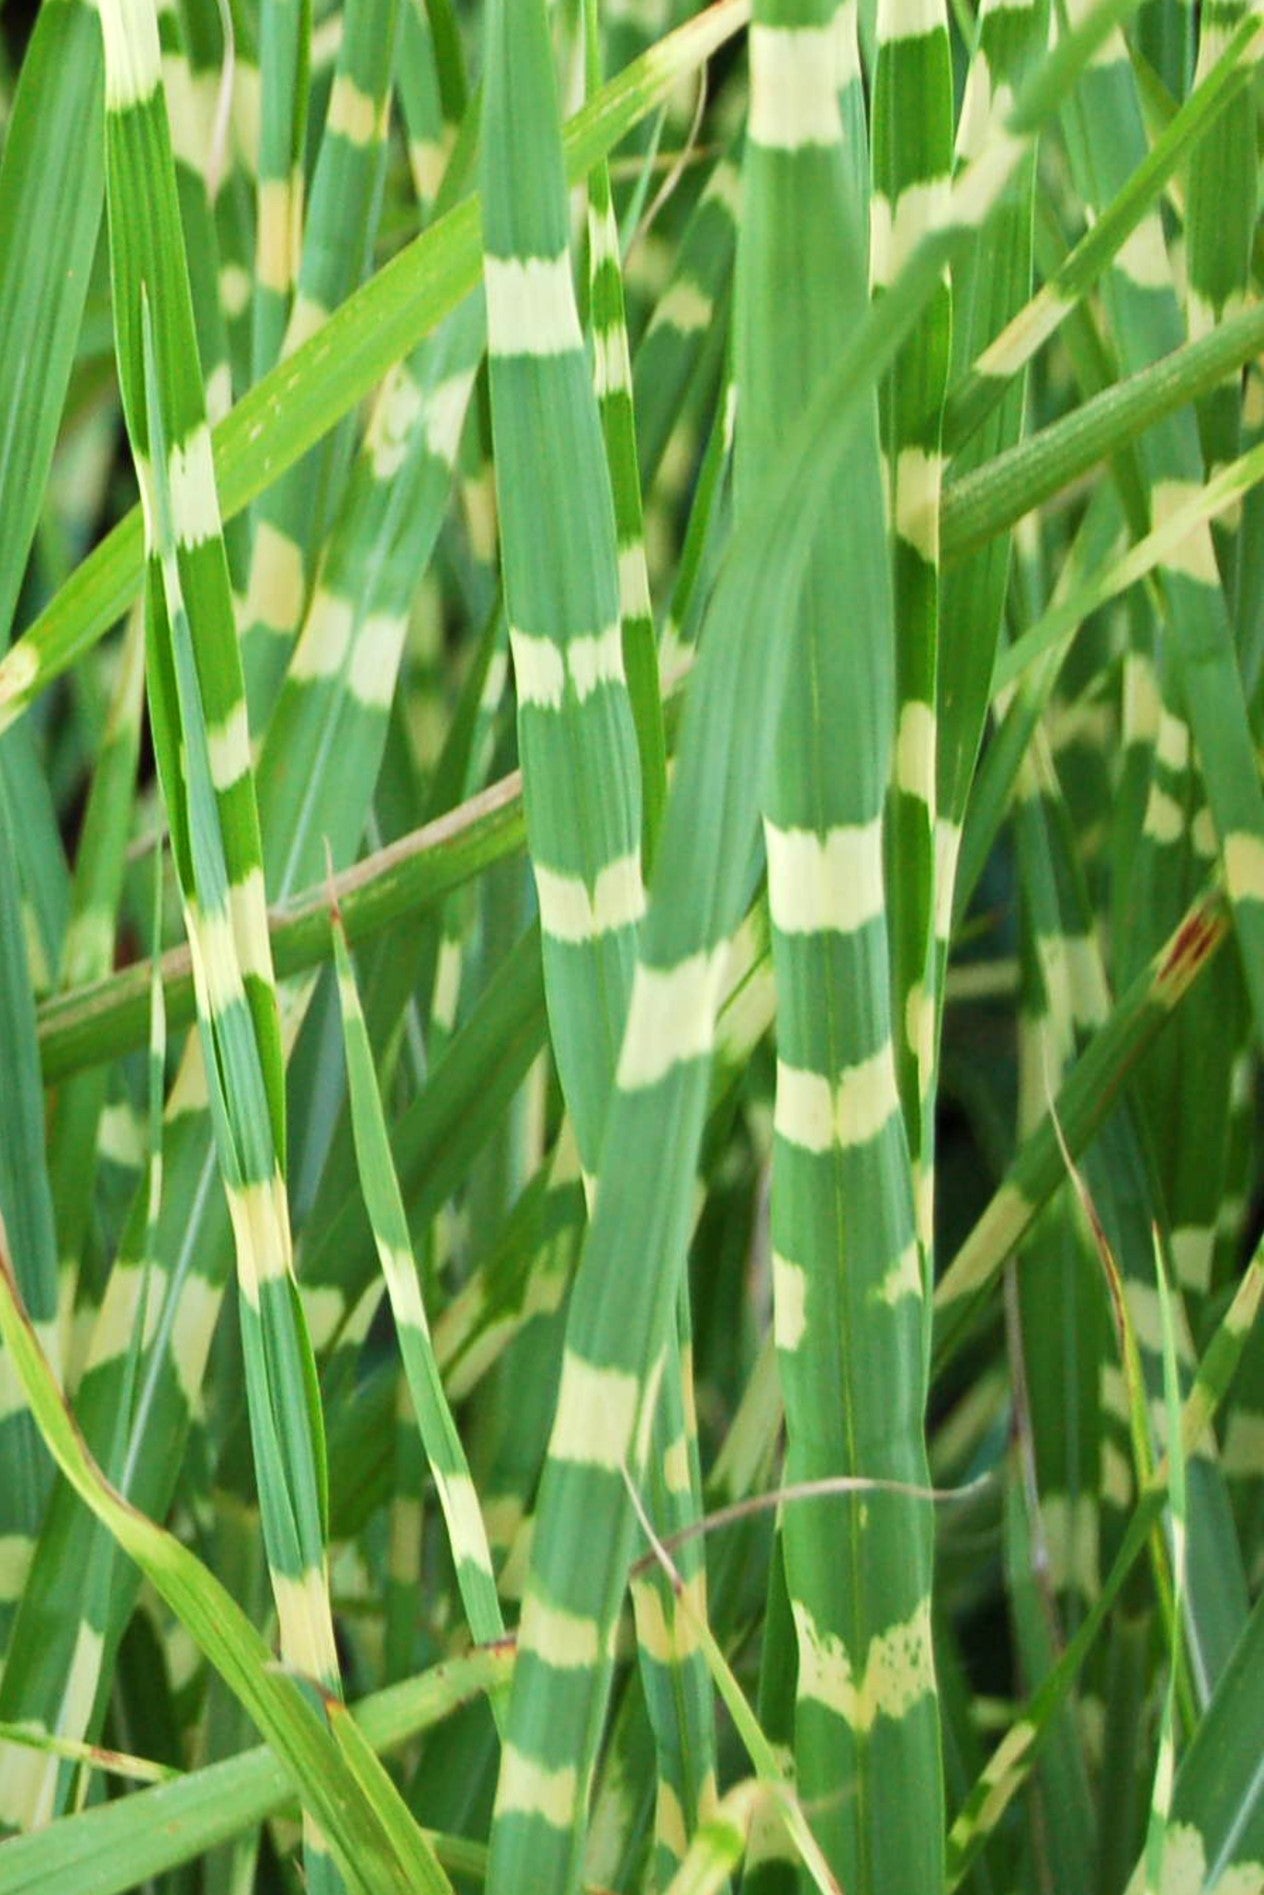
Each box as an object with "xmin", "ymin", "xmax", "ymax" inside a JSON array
[{"xmin": 0, "ymin": 1, "xmax": 1263, "ymax": 1892}]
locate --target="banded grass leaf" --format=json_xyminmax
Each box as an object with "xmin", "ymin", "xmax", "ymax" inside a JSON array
[
  {"xmin": 0, "ymin": 1222, "xmax": 454, "ymax": 1895},
  {"xmin": 92, "ymin": 4, "xmax": 346, "ymax": 1877},
  {"xmin": 585, "ymin": 0, "xmax": 667, "ymax": 870},
  {"xmin": 582, "ymin": 18, "xmax": 719, "ymax": 1877},
  {"xmin": 0, "ymin": 776, "xmax": 59, "ymax": 1693},
  {"xmin": 481, "ymin": 9, "xmax": 1155, "ymax": 1887},
  {"xmin": 945, "ymin": 1229, "xmax": 1264, "ymax": 1889},
  {"xmin": 258, "ymin": 283, "xmax": 491, "ymax": 1209},
  {"xmin": 934, "ymin": 879, "xmax": 1231, "ymax": 1370},
  {"xmin": 633, "ymin": 1471, "xmax": 997, "ymax": 1887},
  {"xmin": 1184, "ymin": 0, "xmax": 1257, "ymax": 609},
  {"xmin": 328, "ymin": 893, "xmax": 505, "ymax": 1674},
  {"xmin": 481, "ymin": 0, "xmax": 644, "ymax": 1183},
  {"xmin": 257, "ymin": 287, "xmax": 486, "ymax": 901},
  {"xmin": 0, "ymin": 0, "xmax": 749, "ymax": 741},
  {"xmin": 632, "ymin": 137, "xmax": 742, "ymax": 554},
  {"xmin": 0, "ymin": 1649, "xmax": 509, "ymax": 1895},
  {"xmin": 872, "ymin": 0, "xmax": 954, "ymax": 1265},
  {"xmin": 397, "ymin": 0, "xmax": 459, "ymax": 221},
  {"xmin": 658, "ymin": 1779, "xmax": 810, "ymax": 1895},
  {"xmin": 1124, "ymin": 1570, "xmax": 1264, "ymax": 1895},
  {"xmin": 241, "ymin": 0, "xmax": 403, "ymax": 728},
  {"xmin": 428, "ymin": 901, "xmax": 774, "ymax": 1416},
  {"xmin": 288, "ymin": 579, "xmax": 513, "ymax": 1283},
  {"xmin": 6, "ymin": 0, "xmax": 1264, "ymax": 1886},
  {"xmin": 940, "ymin": 6, "xmax": 1264, "ymax": 458},
  {"xmin": 1011, "ymin": 719, "xmax": 1248, "ymax": 1700},
  {"xmin": 252, "ymin": 0, "xmax": 310, "ymax": 382},
  {"xmin": 745, "ymin": 0, "xmax": 942, "ymax": 1886},
  {"xmin": 0, "ymin": 0, "xmax": 103, "ymax": 652},
  {"xmin": 46, "ymin": 606, "xmax": 146, "ymax": 1379},
  {"xmin": 297, "ymin": 923, "xmax": 547, "ymax": 1389},
  {"xmin": 155, "ymin": 0, "xmax": 234, "ymax": 431},
  {"xmin": 14, "ymin": 0, "xmax": 488, "ymax": 1849},
  {"xmin": 478, "ymin": 9, "xmax": 729, "ymax": 1887},
  {"xmin": 436, "ymin": 933, "xmax": 779, "ymax": 1855},
  {"xmin": 1141, "ymin": 1234, "xmax": 1189, "ymax": 1895},
  {"xmin": 1005, "ymin": 763, "xmax": 1109, "ymax": 1887},
  {"xmin": 933, "ymin": 0, "xmax": 1048, "ymax": 983},
  {"xmin": 626, "ymin": 1475, "xmax": 839, "ymax": 1895},
  {"xmin": 136, "ymin": 293, "xmax": 343, "ymax": 1885},
  {"xmin": 1052, "ymin": 0, "xmax": 1264, "ymax": 1217}
]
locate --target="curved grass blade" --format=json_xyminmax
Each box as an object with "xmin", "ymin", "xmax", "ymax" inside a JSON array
[
  {"xmin": 0, "ymin": 0, "xmax": 749, "ymax": 741},
  {"xmin": 137, "ymin": 290, "xmax": 342, "ymax": 1886},
  {"xmin": 1139, "ymin": 1582, "xmax": 1264, "ymax": 1893},
  {"xmin": 37, "ymin": 770, "xmax": 526, "ymax": 1081},
  {"xmin": 935, "ymin": 881, "xmax": 1230, "ymax": 1368},
  {"xmin": 941, "ymin": 301, "xmax": 1264, "ymax": 572},
  {"xmin": 91, "ymin": 16, "xmax": 347, "ymax": 1880},
  {"xmin": 954, "ymin": 427, "xmax": 1264, "ymax": 928},
  {"xmin": 0, "ymin": 1648, "xmax": 508, "ymax": 1895},
  {"xmin": 298, "ymin": 923, "xmax": 547, "ymax": 1378},
  {"xmin": 941, "ymin": 9, "xmax": 1263, "ymax": 456},
  {"xmin": 0, "ymin": 1221, "xmax": 453, "ymax": 1895},
  {"xmin": 8, "ymin": 267, "xmax": 503, "ymax": 1786}
]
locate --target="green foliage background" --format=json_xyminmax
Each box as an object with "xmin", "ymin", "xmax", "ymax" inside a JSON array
[{"xmin": 0, "ymin": 0, "xmax": 1262, "ymax": 1890}]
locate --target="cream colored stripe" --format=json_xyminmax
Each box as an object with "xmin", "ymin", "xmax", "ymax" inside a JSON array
[{"xmin": 485, "ymin": 253, "xmax": 582, "ymax": 357}]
